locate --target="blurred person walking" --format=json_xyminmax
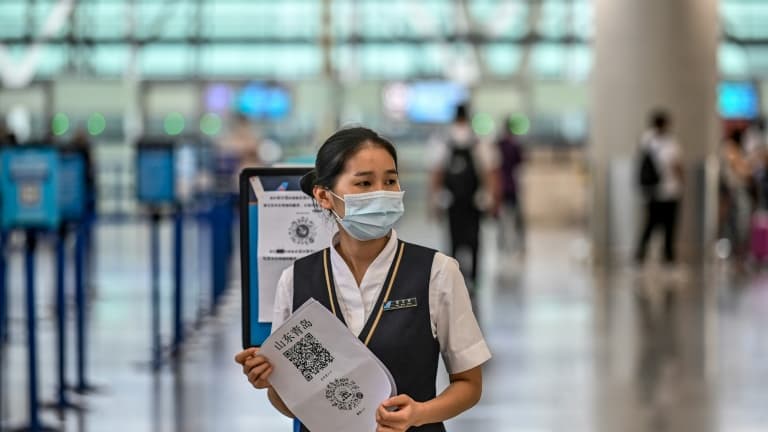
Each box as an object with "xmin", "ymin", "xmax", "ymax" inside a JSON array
[
  {"xmin": 428, "ymin": 104, "xmax": 499, "ymax": 291},
  {"xmin": 70, "ymin": 128, "xmax": 97, "ymax": 217},
  {"xmin": 217, "ymin": 113, "xmax": 263, "ymax": 194},
  {"xmin": 719, "ymin": 129, "xmax": 754, "ymax": 261},
  {"xmin": 744, "ymin": 118, "xmax": 768, "ymax": 207},
  {"xmin": 496, "ymin": 116, "xmax": 527, "ymax": 254},
  {"xmin": 635, "ymin": 110, "xmax": 684, "ymax": 266}
]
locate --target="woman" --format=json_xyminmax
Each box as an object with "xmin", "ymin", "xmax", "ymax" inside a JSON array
[
  {"xmin": 719, "ymin": 129, "xmax": 753, "ymax": 260},
  {"xmin": 235, "ymin": 127, "xmax": 491, "ymax": 432}
]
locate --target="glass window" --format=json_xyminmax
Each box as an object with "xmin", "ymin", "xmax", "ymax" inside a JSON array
[
  {"xmin": 361, "ymin": 44, "xmax": 417, "ymax": 79},
  {"xmin": 532, "ymin": 43, "xmax": 566, "ymax": 78},
  {"xmin": 469, "ymin": 0, "xmax": 529, "ymax": 38},
  {"xmin": 572, "ymin": 0, "xmax": 593, "ymax": 40},
  {"xmin": 136, "ymin": 1, "xmax": 195, "ymax": 40},
  {"xmin": 720, "ymin": 43, "xmax": 750, "ymax": 78},
  {"xmin": 201, "ymin": 44, "xmax": 320, "ymax": 78},
  {"xmin": 745, "ymin": 47, "xmax": 768, "ymax": 76},
  {"xmin": 93, "ymin": 45, "xmax": 131, "ymax": 76},
  {"xmin": 0, "ymin": 3, "xmax": 27, "ymax": 38},
  {"xmin": 204, "ymin": 2, "xmax": 319, "ymax": 39},
  {"xmin": 485, "ymin": 44, "xmax": 522, "ymax": 77},
  {"xmin": 141, "ymin": 45, "xmax": 191, "ymax": 76},
  {"xmin": 538, "ymin": 0, "xmax": 571, "ymax": 39},
  {"xmin": 84, "ymin": 1, "xmax": 128, "ymax": 39},
  {"xmin": 721, "ymin": 1, "xmax": 768, "ymax": 40}
]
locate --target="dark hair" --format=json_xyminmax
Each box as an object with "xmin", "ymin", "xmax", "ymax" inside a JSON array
[
  {"xmin": 728, "ymin": 128, "xmax": 744, "ymax": 148},
  {"xmin": 649, "ymin": 109, "xmax": 669, "ymax": 131},
  {"xmin": 299, "ymin": 127, "xmax": 398, "ymax": 197},
  {"xmin": 455, "ymin": 104, "xmax": 469, "ymax": 122}
]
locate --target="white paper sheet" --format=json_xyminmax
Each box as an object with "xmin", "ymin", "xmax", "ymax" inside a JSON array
[
  {"xmin": 255, "ymin": 186, "xmax": 335, "ymax": 322},
  {"xmin": 260, "ymin": 299, "xmax": 396, "ymax": 432}
]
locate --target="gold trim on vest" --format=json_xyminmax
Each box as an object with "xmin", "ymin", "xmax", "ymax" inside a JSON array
[
  {"xmin": 322, "ymin": 249, "xmax": 337, "ymax": 318},
  {"xmin": 363, "ymin": 242, "xmax": 405, "ymax": 346}
]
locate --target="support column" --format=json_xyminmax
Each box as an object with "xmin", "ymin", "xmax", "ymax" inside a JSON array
[{"xmin": 591, "ymin": 0, "xmax": 720, "ymax": 265}]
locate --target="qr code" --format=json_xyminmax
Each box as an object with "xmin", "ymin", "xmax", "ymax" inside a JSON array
[{"xmin": 283, "ymin": 333, "xmax": 334, "ymax": 382}]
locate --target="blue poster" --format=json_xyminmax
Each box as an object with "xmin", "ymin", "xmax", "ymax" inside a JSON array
[
  {"xmin": 0, "ymin": 147, "xmax": 60, "ymax": 229},
  {"xmin": 58, "ymin": 151, "xmax": 86, "ymax": 222},
  {"xmin": 137, "ymin": 146, "xmax": 176, "ymax": 205}
]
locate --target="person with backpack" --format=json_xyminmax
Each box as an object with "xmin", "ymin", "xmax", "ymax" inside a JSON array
[
  {"xmin": 428, "ymin": 104, "xmax": 500, "ymax": 290},
  {"xmin": 635, "ymin": 110, "xmax": 684, "ymax": 265},
  {"xmin": 496, "ymin": 115, "xmax": 527, "ymax": 254}
]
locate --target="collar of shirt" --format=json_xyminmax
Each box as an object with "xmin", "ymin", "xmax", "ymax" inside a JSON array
[
  {"xmin": 449, "ymin": 124, "xmax": 474, "ymax": 148},
  {"xmin": 329, "ymin": 229, "xmax": 399, "ymax": 336}
]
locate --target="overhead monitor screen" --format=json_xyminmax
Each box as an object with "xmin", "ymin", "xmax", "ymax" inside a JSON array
[
  {"xmin": 205, "ymin": 83, "xmax": 291, "ymax": 120},
  {"xmin": 719, "ymin": 82, "xmax": 759, "ymax": 120},
  {"xmin": 384, "ymin": 81, "xmax": 468, "ymax": 124}
]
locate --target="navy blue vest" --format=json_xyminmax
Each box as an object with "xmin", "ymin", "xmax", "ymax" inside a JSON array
[{"xmin": 292, "ymin": 240, "xmax": 445, "ymax": 432}]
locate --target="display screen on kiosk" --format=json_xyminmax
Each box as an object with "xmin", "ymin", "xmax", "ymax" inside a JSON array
[
  {"xmin": 136, "ymin": 143, "xmax": 175, "ymax": 205},
  {"xmin": 0, "ymin": 147, "xmax": 60, "ymax": 229},
  {"xmin": 240, "ymin": 167, "xmax": 335, "ymax": 348}
]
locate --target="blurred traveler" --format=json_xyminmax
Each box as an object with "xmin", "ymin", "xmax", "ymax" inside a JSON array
[
  {"xmin": 744, "ymin": 118, "xmax": 767, "ymax": 208},
  {"xmin": 428, "ymin": 104, "xmax": 499, "ymax": 290},
  {"xmin": 222, "ymin": 113, "xmax": 262, "ymax": 169},
  {"xmin": 718, "ymin": 129, "xmax": 753, "ymax": 260},
  {"xmin": 744, "ymin": 118, "xmax": 766, "ymax": 173},
  {"xmin": 635, "ymin": 110, "xmax": 684, "ymax": 265},
  {"xmin": 496, "ymin": 115, "xmax": 527, "ymax": 254},
  {"xmin": 217, "ymin": 113, "xmax": 263, "ymax": 193},
  {"xmin": 0, "ymin": 120, "xmax": 17, "ymax": 147},
  {"xmin": 70, "ymin": 128, "xmax": 97, "ymax": 216}
]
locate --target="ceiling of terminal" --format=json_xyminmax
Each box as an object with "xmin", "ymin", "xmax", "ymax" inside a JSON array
[{"xmin": 0, "ymin": 0, "xmax": 765, "ymax": 83}]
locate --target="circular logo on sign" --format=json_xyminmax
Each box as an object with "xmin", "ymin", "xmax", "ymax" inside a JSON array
[
  {"xmin": 325, "ymin": 377, "xmax": 364, "ymax": 411},
  {"xmin": 289, "ymin": 217, "xmax": 316, "ymax": 245}
]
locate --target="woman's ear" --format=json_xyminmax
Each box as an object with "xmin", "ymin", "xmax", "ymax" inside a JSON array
[{"xmin": 313, "ymin": 186, "xmax": 334, "ymax": 211}]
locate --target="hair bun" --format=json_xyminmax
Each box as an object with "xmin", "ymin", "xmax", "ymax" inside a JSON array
[{"xmin": 299, "ymin": 169, "xmax": 318, "ymax": 197}]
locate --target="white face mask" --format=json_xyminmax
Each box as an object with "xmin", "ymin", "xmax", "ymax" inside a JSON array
[{"xmin": 328, "ymin": 190, "xmax": 405, "ymax": 241}]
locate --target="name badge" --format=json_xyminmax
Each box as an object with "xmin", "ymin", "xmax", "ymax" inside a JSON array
[{"xmin": 383, "ymin": 298, "xmax": 418, "ymax": 311}]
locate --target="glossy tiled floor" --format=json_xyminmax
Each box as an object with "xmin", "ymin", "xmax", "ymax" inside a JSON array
[{"xmin": 2, "ymin": 211, "xmax": 768, "ymax": 432}]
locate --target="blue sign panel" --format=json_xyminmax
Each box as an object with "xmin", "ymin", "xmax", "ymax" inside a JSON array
[
  {"xmin": 0, "ymin": 147, "xmax": 60, "ymax": 229},
  {"xmin": 719, "ymin": 82, "xmax": 759, "ymax": 119},
  {"xmin": 58, "ymin": 152, "xmax": 86, "ymax": 222},
  {"xmin": 239, "ymin": 167, "xmax": 325, "ymax": 348},
  {"xmin": 137, "ymin": 146, "xmax": 176, "ymax": 205}
]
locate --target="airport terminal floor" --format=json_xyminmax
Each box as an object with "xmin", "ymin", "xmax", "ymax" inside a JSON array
[{"xmin": 1, "ymin": 199, "xmax": 767, "ymax": 432}]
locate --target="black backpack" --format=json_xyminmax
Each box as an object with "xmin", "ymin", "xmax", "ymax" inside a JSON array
[
  {"xmin": 638, "ymin": 147, "xmax": 660, "ymax": 197},
  {"xmin": 443, "ymin": 140, "xmax": 480, "ymax": 209}
]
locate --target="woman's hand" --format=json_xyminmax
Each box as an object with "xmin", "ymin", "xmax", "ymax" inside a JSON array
[
  {"xmin": 234, "ymin": 347, "xmax": 273, "ymax": 389},
  {"xmin": 375, "ymin": 394, "xmax": 424, "ymax": 432}
]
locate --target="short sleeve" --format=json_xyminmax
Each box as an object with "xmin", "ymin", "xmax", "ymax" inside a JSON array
[
  {"xmin": 271, "ymin": 266, "xmax": 295, "ymax": 332},
  {"xmin": 429, "ymin": 253, "xmax": 492, "ymax": 374},
  {"xmin": 426, "ymin": 133, "xmax": 449, "ymax": 171},
  {"xmin": 476, "ymin": 138, "xmax": 501, "ymax": 171}
]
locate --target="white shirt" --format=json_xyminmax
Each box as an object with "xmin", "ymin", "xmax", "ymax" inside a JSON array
[
  {"xmin": 426, "ymin": 124, "xmax": 500, "ymax": 173},
  {"xmin": 272, "ymin": 230, "xmax": 492, "ymax": 374},
  {"xmin": 642, "ymin": 130, "xmax": 682, "ymax": 200}
]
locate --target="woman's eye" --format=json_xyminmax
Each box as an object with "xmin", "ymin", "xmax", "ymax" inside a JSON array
[
  {"xmin": 355, "ymin": 181, "xmax": 371, "ymax": 187},
  {"xmin": 386, "ymin": 179, "xmax": 399, "ymax": 185}
]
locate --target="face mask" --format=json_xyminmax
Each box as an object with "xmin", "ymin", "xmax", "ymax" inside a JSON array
[{"xmin": 328, "ymin": 190, "xmax": 405, "ymax": 241}]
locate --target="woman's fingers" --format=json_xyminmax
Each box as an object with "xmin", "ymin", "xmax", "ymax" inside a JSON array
[
  {"xmin": 247, "ymin": 362, "xmax": 271, "ymax": 384},
  {"xmin": 252, "ymin": 366, "xmax": 273, "ymax": 389},
  {"xmin": 234, "ymin": 348, "xmax": 258, "ymax": 364},
  {"xmin": 242, "ymin": 355, "xmax": 269, "ymax": 375}
]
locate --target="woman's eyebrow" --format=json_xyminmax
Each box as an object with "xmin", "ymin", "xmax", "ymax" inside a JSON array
[{"xmin": 352, "ymin": 170, "xmax": 399, "ymax": 176}]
